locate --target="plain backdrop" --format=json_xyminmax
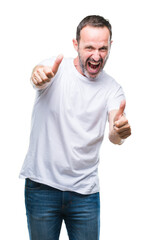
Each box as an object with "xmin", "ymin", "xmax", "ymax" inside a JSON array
[{"xmin": 0, "ymin": 0, "xmax": 150, "ymax": 239}]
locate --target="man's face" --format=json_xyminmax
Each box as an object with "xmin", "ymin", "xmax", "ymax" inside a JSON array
[{"xmin": 73, "ymin": 25, "xmax": 112, "ymax": 79}]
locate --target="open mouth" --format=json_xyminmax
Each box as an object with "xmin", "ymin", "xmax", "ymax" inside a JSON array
[
  {"xmin": 88, "ymin": 62, "xmax": 100, "ymax": 69},
  {"xmin": 87, "ymin": 61, "xmax": 102, "ymax": 75}
]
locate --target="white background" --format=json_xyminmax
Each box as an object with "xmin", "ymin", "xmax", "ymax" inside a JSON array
[{"xmin": 0, "ymin": 0, "xmax": 150, "ymax": 239}]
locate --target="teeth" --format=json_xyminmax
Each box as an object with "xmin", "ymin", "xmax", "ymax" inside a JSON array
[
  {"xmin": 88, "ymin": 62, "xmax": 100, "ymax": 69},
  {"xmin": 89, "ymin": 62, "xmax": 100, "ymax": 66}
]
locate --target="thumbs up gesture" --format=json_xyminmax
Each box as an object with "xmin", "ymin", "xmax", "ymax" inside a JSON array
[
  {"xmin": 31, "ymin": 54, "xmax": 63, "ymax": 87},
  {"xmin": 113, "ymin": 100, "xmax": 131, "ymax": 140}
]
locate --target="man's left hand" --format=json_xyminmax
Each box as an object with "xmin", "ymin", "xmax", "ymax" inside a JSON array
[{"xmin": 113, "ymin": 100, "xmax": 131, "ymax": 139}]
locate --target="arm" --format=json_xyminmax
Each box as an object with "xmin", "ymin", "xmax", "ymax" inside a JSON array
[
  {"xmin": 31, "ymin": 55, "xmax": 63, "ymax": 89},
  {"xmin": 108, "ymin": 100, "xmax": 131, "ymax": 145}
]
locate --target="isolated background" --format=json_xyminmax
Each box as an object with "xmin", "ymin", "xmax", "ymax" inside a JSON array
[{"xmin": 0, "ymin": 0, "xmax": 149, "ymax": 239}]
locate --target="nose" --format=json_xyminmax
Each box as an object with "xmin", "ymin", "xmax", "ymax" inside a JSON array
[{"xmin": 92, "ymin": 50, "xmax": 101, "ymax": 62}]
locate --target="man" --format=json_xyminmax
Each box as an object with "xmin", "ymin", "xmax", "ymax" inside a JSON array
[{"xmin": 20, "ymin": 15, "xmax": 131, "ymax": 240}]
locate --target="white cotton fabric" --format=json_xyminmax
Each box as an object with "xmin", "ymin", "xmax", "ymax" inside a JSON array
[{"xmin": 19, "ymin": 57, "xmax": 125, "ymax": 194}]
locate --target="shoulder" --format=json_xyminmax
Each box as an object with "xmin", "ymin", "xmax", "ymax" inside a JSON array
[{"xmin": 101, "ymin": 71, "xmax": 121, "ymax": 88}]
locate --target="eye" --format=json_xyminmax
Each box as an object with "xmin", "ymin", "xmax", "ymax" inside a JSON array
[
  {"xmin": 86, "ymin": 46, "xmax": 94, "ymax": 51},
  {"xmin": 100, "ymin": 47, "xmax": 108, "ymax": 52}
]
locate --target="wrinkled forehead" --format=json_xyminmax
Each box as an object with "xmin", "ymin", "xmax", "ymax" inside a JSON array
[{"xmin": 79, "ymin": 25, "xmax": 111, "ymax": 45}]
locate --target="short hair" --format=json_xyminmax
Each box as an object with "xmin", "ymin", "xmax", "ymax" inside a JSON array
[{"xmin": 76, "ymin": 15, "xmax": 112, "ymax": 42}]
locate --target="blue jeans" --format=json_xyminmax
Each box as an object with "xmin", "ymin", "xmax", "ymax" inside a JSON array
[{"xmin": 25, "ymin": 178, "xmax": 100, "ymax": 240}]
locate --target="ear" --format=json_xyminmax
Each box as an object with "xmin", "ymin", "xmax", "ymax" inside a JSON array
[
  {"xmin": 108, "ymin": 40, "xmax": 113, "ymax": 51},
  {"xmin": 72, "ymin": 39, "xmax": 78, "ymax": 52}
]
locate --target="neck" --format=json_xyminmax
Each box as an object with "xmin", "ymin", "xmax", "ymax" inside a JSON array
[{"xmin": 74, "ymin": 57, "xmax": 84, "ymax": 76}]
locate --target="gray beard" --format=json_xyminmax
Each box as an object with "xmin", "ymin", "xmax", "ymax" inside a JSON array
[{"xmin": 78, "ymin": 53, "xmax": 109, "ymax": 80}]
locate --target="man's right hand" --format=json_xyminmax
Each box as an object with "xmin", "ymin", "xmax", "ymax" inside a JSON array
[{"xmin": 31, "ymin": 54, "xmax": 63, "ymax": 87}]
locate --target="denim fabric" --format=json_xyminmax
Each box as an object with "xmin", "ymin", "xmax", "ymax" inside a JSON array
[{"xmin": 25, "ymin": 178, "xmax": 100, "ymax": 240}]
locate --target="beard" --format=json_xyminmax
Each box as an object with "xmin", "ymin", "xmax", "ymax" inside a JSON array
[{"xmin": 78, "ymin": 52, "xmax": 109, "ymax": 80}]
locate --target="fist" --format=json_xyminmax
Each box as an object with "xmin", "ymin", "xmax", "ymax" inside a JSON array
[
  {"xmin": 113, "ymin": 100, "xmax": 131, "ymax": 139},
  {"xmin": 32, "ymin": 54, "xmax": 63, "ymax": 86}
]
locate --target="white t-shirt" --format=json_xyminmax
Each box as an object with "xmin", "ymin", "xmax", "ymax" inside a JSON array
[{"xmin": 19, "ymin": 57, "xmax": 125, "ymax": 194}]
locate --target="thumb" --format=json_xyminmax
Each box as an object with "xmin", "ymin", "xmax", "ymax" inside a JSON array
[
  {"xmin": 52, "ymin": 54, "xmax": 63, "ymax": 75},
  {"xmin": 114, "ymin": 99, "xmax": 126, "ymax": 121}
]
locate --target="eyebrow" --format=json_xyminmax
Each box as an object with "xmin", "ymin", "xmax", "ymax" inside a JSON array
[
  {"xmin": 85, "ymin": 45, "xmax": 108, "ymax": 50},
  {"xmin": 100, "ymin": 46, "xmax": 108, "ymax": 50},
  {"xmin": 85, "ymin": 45, "xmax": 95, "ymax": 49}
]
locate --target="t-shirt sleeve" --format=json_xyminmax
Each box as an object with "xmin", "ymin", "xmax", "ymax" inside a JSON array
[{"xmin": 107, "ymin": 85, "xmax": 125, "ymax": 113}]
